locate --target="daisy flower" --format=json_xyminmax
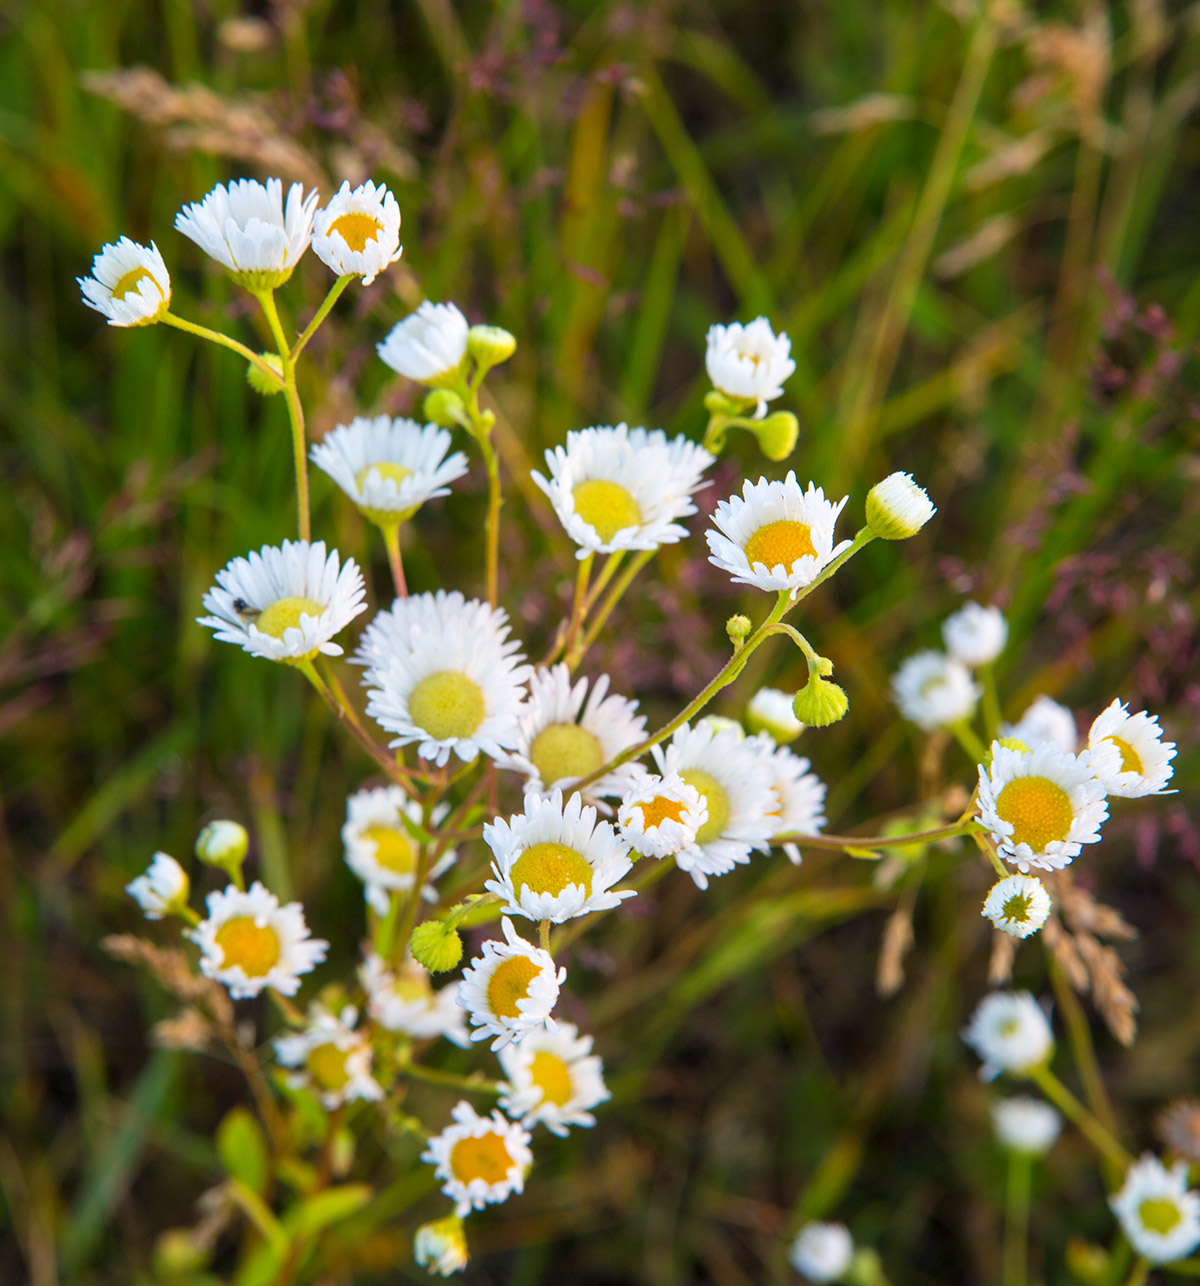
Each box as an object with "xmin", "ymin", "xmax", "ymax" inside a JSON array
[
  {"xmin": 1002, "ymin": 696, "xmax": 1077, "ymax": 754},
  {"xmin": 982, "ymin": 874, "xmax": 1052, "ymax": 939},
  {"xmin": 705, "ymin": 317, "xmax": 795, "ymax": 416},
  {"xmin": 484, "ymin": 789, "xmax": 635, "ymax": 924},
  {"xmin": 198, "ymin": 540, "xmax": 366, "ymax": 665},
  {"xmin": 188, "ymin": 881, "xmax": 328, "ymax": 999},
  {"xmin": 757, "ymin": 734, "xmax": 827, "ymax": 865},
  {"xmin": 377, "ymin": 301, "xmax": 469, "ymax": 386},
  {"xmin": 175, "ymin": 177, "xmax": 318, "ymax": 289},
  {"xmin": 422, "ymin": 1101, "xmax": 533, "ymax": 1217},
  {"xmin": 865, "ymin": 471, "xmax": 936, "ymax": 540},
  {"xmin": 991, "ymin": 1097, "xmax": 1061, "ymax": 1155},
  {"xmin": 977, "ymin": 741, "xmax": 1108, "ymax": 872},
  {"xmin": 498, "ymin": 1020, "xmax": 610, "ymax": 1136},
  {"xmin": 943, "ymin": 602, "xmax": 1007, "ymax": 667},
  {"xmin": 1110, "ymin": 1155, "xmax": 1200, "ymax": 1263},
  {"xmin": 617, "ymin": 773, "xmax": 707, "ymax": 860},
  {"xmin": 310, "ymin": 416, "xmax": 468, "ymax": 529},
  {"xmin": 360, "ymin": 953, "xmax": 468, "ymax": 1047},
  {"xmin": 456, "ymin": 917, "xmax": 565, "ymax": 1049},
  {"xmin": 651, "ymin": 723, "xmax": 777, "ymax": 890},
  {"xmin": 892, "ymin": 651, "xmax": 980, "ymax": 731},
  {"xmin": 78, "ymin": 237, "xmax": 170, "ymax": 327},
  {"xmin": 342, "ymin": 785, "xmax": 455, "ymax": 916},
  {"xmin": 413, "ymin": 1214, "xmax": 469, "ymax": 1276},
  {"xmin": 273, "ymin": 1006, "xmax": 383, "ymax": 1109},
  {"xmin": 362, "ymin": 592, "xmax": 531, "ymax": 767},
  {"xmin": 311, "ymin": 179, "xmax": 402, "ymax": 285},
  {"xmin": 1087, "ymin": 699, "xmax": 1177, "ymax": 798},
  {"xmin": 706, "ymin": 474, "xmax": 852, "ymax": 596},
  {"xmin": 532, "ymin": 424, "xmax": 713, "ymax": 559},
  {"xmin": 746, "ymin": 686, "xmax": 803, "ymax": 743},
  {"xmin": 962, "ymin": 991, "xmax": 1054, "ymax": 1080},
  {"xmin": 503, "ymin": 664, "xmax": 646, "ymax": 799},
  {"xmin": 788, "ymin": 1222, "xmax": 854, "ymax": 1283},
  {"xmin": 125, "ymin": 852, "xmax": 189, "ymax": 920}
]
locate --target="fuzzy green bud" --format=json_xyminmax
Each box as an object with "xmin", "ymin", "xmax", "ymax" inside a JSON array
[
  {"xmin": 865, "ymin": 471, "xmax": 936, "ymax": 540},
  {"xmin": 750, "ymin": 410, "xmax": 799, "ymax": 462},
  {"xmin": 195, "ymin": 820, "xmax": 249, "ymax": 875},
  {"xmin": 246, "ymin": 353, "xmax": 284, "ymax": 396},
  {"xmin": 423, "ymin": 387, "xmax": 468, "ymax": 429},
  {"xmin": 1064, "ymin": 1238, "xmax": 1109, "ymax": 1283},
  {"xmin": 792, "ymin": 674, "xmax": 849, "ymax": 727},
  {"xmin": 997, "ymin": 736, "xmax": 1030, "ymax": 754},
  {"xmin": 467, "ymin": 324, "xmax": 516, "ymax": 370},
  {"xmin": 725, "ymin": 614, "xmax": 752, "ymax": 645},
  {"xmin": 410, "ymin": 919, "xmax": 463, "ymax": 973}
]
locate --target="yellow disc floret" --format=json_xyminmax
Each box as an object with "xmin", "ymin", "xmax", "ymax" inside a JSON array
[
  {"xmin": 510, "ymin": 842, "xmax": 593, "ymax": 898},
  {"xmin": 112, "ymin": 266, "xmax": 163, "ymax": 301},
  {"xmin": 306, "ymin": 1042, "xmax": 351, "ymax": 1092},
  {"xmin": 743, "ymin": 519, "xmax": 816, "ymax": 571},
  {"xmin": 449, "ymin": 1131, "xmax": 513, "ymax": 1185},
  {"xmin": 995, "ymin": 777, "xmax": 1074, "ymax": 852},
  {"xmin": 363, "ymin": 823, "xmax": 417, "ymax": 875},
  {"xmin": 638, "ymin": 794, "xmax": 687, "ymax": 830},
  {"xmin": 255, "ymin": 596, "xmax": 326, "ymax": 639},
  {"xmin": 408, "ymin": 671, "xmax": 486, "ymax": 741},
  {"xmin": 355, "ymin": 461, "xmax": 413, "ymax": 492},
  {"xmin": 572, "ymin": 479, "xmax": 642, "ymax": 542},
  {"xmin": 680, "ymin": 770, "xmax": 730, "ymax": 845},
  {"xmin": 328, "ymin": 211, "xmax": 384, "ymax": 252},
  {"xmin": 529, "ymin": 1051, "xmax": 573, "ymax": 1106},
  {"xmin": 1107, "ymin": 736, "xmax": 1144, "ymax": 775},
  {"xmin": 214, "ymin": 916, "xmax": 281, "ymax": 977},
  {"xmin": 486, "ymin": 956, "xmax": 540, "ymax": 1019},
  {"xmin": 528, "ymin": 722, "xmax": 605, "ymax": 786}
]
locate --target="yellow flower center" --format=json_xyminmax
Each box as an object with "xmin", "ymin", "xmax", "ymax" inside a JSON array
[
  {"xmin": 214, "ymin": 916, "xmax": 281, "ymax": 977},
  {"xmin": 408, "ymin": 671, "xmax": 485, "ymax": 741},
  {"xmin": 1001, "ymin": 893, "xmax": 1032, "ymax": 923},
  {"xmin": 112, "ymin": 265, "xmax": 162, "ymax": 301},
  {"xmin": 363, "ymin": 823, "xmax": 417, "ymax": 875},
  {"xmin": 529, "ymin": 1051, "xmax": 573, "ymax": 1106},
  {"xmin": 680, "ymin": 770, "xmax": 730, "ymax": 845},
  {"xmin": 449, "ymin": 1131, "xmax": 514, "ymax": 1185},
  {"xmin": 1107, "ymin": 735, "xmax": 1144, "ymax": 775},
  {"xmin": 528, "ymin": 722, "xmax": 605, "ymax": 786},
  {"xmin": 510, "ymin": 842, "xmax": 593, "ymax": 899},
  {"xmin": 305, "ymin": 1041, "xmax": 351, "ymax": 1092},
  {"xmin": 995, "ymin": 777, "xmax": 1074, "ymax": 852},
  {"xmin": 486, "ymin": 955, "xmax": 541, "ymax": 1019},
  {"xmin": 355, "ymin": 461, "xmax": 413, "ymax": 493},
  {"xmin": 255, "ymin": 596, "xmax": 325, "ymax": 639},
  {"xmin": 1139, "ymin": 1197, "xmax": 1183, "ymax": 1236},
  {"xmin": 743, "ymin": 520, "xmax": 816, "ymax": 572},
  {"xmin": 637, "ymin": 794, "xmax": 687, "ymax": 830},
  {"xmin": 328, "ymin": 211, "xmax": 384, "ymax": 252},
  {"xmin": 572, "ymin": 479, "xmax": 642, "ymax": 542}
]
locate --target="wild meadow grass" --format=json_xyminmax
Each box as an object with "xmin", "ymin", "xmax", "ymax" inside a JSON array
[{"xmin": 1, "ymin": 2, "xmax": 1198, "ymax": 1283}]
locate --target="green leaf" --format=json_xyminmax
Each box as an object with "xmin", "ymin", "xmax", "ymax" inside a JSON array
[
  {"xmin": 282, "ymin": 1184, "xmax": 373, "ymax": 1238},
  {"xmin": 216, "ymin": 1107, "xmax": 269, "ymax": 1196}
]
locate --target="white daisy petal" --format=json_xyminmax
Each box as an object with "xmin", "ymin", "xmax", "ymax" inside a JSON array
[
  {"xmin": 498, "ymin": 1019, "xmax": 610, "ymax": 1137},
  {"xmin": 1001, "ymin": 696, "xmax": 1078, "ymax": 754},
  {"xmin": 892, "ymin": 650, "xmax": 981, "ymax": 730},
  {"xmin": 746, "ymin": 686, "xmax": 804, "ymax": 743},
  {"xmin": 273, "ymin": 1004, "xmax": 383, "ymax": 1109},
  {"xmin": 617, "ymin": 773, "xmax": 707, "ymax": 860},
  {"xmin": 414, "ymin": 1215, "xmax": 469, "ymax": 1276},
  {"xmin": 1087, "ymin": 699, "xmax": 1177, "ymax": 798},
  {"xmin": 943, "ymin": 602, "xmax": 1008, "ymax": 667},
  {"xmin": 421, "ymin": 1101, "xmax": 533, "ymax": 1217},
  {"xmin": 456, "ymin": 917, "xmax": 565, "ymax": 1049},
  {"xmin": 126, "ymin": 852, "xmax": 188, "ymax": 920},
  {"xmin": 342, "ymin": 786, "xmax": 454, "ymax": 916},
  {"xmin": 360, "ymin": 953, "xmax": 469, "ymax": 1047},
  {"xmin": 962, "ymin": 991, "xmax": 1054, "ymax": 1080},
  {"xmin": 78, "ymin": 237, "xmax": 171, "ymax": 327},
  {"xmin": 311, "ymin": 179, "xmax": 402, "ymax": 285},
  {"xmin": 756, "ymin": 733, "xmax": 827, "ymax": 865},
  {"xmin": 981, "ymin": 874, "xmax": 1051, "ymax": 939},
  {"xmin": 377, "ymin": 301, "xmax": 469, "ymax": 385},
  {"xmin": 1111, "ymin": 1155, "xmax": 1200, "ymax": 1263},
  {"xmin": 705, "ymin": 317, "xmax": 795, "ymax": 413}
]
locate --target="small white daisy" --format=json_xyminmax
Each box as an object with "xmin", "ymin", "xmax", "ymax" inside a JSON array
[
  {"xmin": 1087, "ymin": 699, "xmax": 1177, "ymax": 798},
  {"xmin": 962, "ymin": 991, "xmax": 1054, "ymax": 1081},
  {"xmin": 977, "ymin": 741, "xmax": 1108, "ymax": 872},
  {"xmin": 892, "ymin": 651, "xmax": 981, "ymax": 731},
  {"xmin": 503, "ymin": 664, "xmax": 646, "ymax": 799},
  {"xmin": 532, "ymin": 424, "xmax": 713, "ymax": 559},
  {"xmin": 273, "ymin": 1005, "xmax": 383, "ymax": 1109},
  {"xmin": 865, "ymin": 471, "xmax": 936, "ymax": 540},
  {"xmin": 943, "ymin": 602, "xmax": 1008, "ymax": 667},
  {"xmin": 705, "ymin": 317, "xmax": 795, "ymax": 416},
  {"xmin": 746, "ymin": 686, "xmax": 803, "ymax": 743},
  {"xmin": 413, "ymin": 1214, "xmax": 469, "ymax": 1276},
  {"xmin": 1002, "ymin": 696, "xmax": 1077, "ymax": 754},
  {"xmin": 1111, "ymin": 1154, "xmax": 1200, "ymax": 1264},
  {"xmin": 198, "ymin": 540, "xmax": 366, "ymax": 664},
  {"xmin": 310, "ymin": 416, "xmax": 468, "ymax": 529},
  {"xmin": 342, "ymin": 786, "xmax": 455, "ymax": 916},
  {"xmin": 377, "ymin": 301, "xmax": 469, "ymax": 386},
  {"xmin": 982, "ymin": 875, "xmax": 1052, "ymax": 939},
  {"xmin": 362, "ymin": 592, "xmax": 531, "ymax": 767},
  {"xmin": 187, "ymin": 881, "xmax": 328, "ymax": 999},
  {"xmin": 78, "ymin": 237, "xmax": 171, "ymax": 327},
  {"xmin": 311, "ymin": 179, "xmax": 402, "ymax": 286},
  {"xmin": 125, "ymin": 852, "xmax": 189, "ymax": 920},
  {"xmin": 706, "ymin": 474, "xmax": 852, "ymax": 596},
  {"xmin": 360, "ymin": 953, "xmax": 468, "ymax": 1047},
  {"xmin": 651, "ymin": 723, "xmax": 777, "ymax": 890},
  {"xmin": 617, "ymin": 773, "xmax": 707, "ymax": 860},
  {"xmin": 175, "ymin": 177, "xmax": 318, "ymax": 289},
  {"xmin": 757, "ymin": 734, "xmax": 827, "ymax": 865},
  {"xmin": 498, "ymin": 1019, "xmax": 610, "ymax": 1137},
  {"xmin": 788, "ymin": 1222, "xmax": 854, "ymax": 1282},
  {"xmin": 991, "ymin": 1097, "xmax": 1062, "ymax": 1155},
  {"xmin": 456, "ymin": 917, "xmax": 565, "ymax": 1049},
  {"xmin": 484, "ymin": 789, "xmax": 635, "ymax": 924},
  {"xmin": 422, "ymin": 1101, "xmax": 533, "ymax": 1217}
]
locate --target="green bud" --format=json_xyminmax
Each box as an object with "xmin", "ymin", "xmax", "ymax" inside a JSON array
[
  {"xmin": 153, "ymin": 1229, "xmax": 209, "ymax": 1276},
  {"xmin": 246, "ymin": 352, "xmax": 284, "ymax": 396},
  {"xmin": 467, "ymin": 324, "xmax": 516, "ymax": 369},
  {"xmin": 792, "ymin": 674, "xmax": 849, "ymax": 727},
  {"xmin": 725, "ymin": 614, "xmax": 752, "ymax": 644},
  {"xmin": 1064, "ymin": 1237, "xmax": 1109, "ymax": 1283},
  {"xmin": 750, "ymin": 410, "xmax": 799, "ymax": 462},
  {"xmin": 704, "ymin": 389, "xmax": 739, "ymax": 415},
  {"xmin": 423, "ymin": 387, "xmax": 468, "ymax": 429},
  {"xmin": 997, "ymin": 737, "xmax": 1030, "ymax": 754},
  {"xmin": 845, "ymin": 1248, "xmax": 888, "ymax": 1286},
  {"xmin": 195, "ymin": 820, "xmax": 249, "ymax": 874},
  {"xmin": 410, "ymin": 919, "xmax": 463, "ymax": 973}
]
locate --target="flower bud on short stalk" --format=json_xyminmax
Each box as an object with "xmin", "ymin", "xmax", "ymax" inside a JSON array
[
  {"xmin": 424, "ymin": 387, "xmax": 469, "ymax": 429},
  {"xmin": 793, "ymin": 673, "xmax": 849, "ymax": 727},
  {"xmin": 749, "ymin": 410, "xmax": 799, "ymax": 462},
  {"xmin": 467, "ymin": 324, "xmax": 516, "ymax": 371},
  {"xmin": 410, "ymin": 919, "xmax": 463, "ymax": 973},
  {"xmin": 195, "ymin": 820, "xmax": 249, "ymax": 883},
  {"xmin": 865, "ymin": 471, "xmax": 935, "ymax": 540},
  {"xmin": 725, "ymin": 614, "xmax": 752, "ymax": 650},
  {"xmin": 246, "ymin": 352, "xmax": 284, "ymax": 396}
]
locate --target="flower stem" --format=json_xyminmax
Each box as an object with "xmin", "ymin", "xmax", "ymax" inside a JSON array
[
  {"xmin": 539, "ymin": 918, "xmax": 552, "ymax": 955},
  {"xmin": 772, "ymin": 819, "xmax": 973, "ymax": 851},
  {"xmin": 562, "ymin": 553, "xmax": 593, "ymax": 672},
  {"xmin": 1028, "ymin": 1063, "xmax": 1133, "ymax": 1173},
  {"xmin": 160, "ymin": 311, "xmax": 280, "ymax": 382},
  {"xmin": 573, "ymin": 548, "xmax": 654, "ymax": 663},
  {"xmin": 399, "ymin": 1058, "xmax": 502, "ymax": 1096},
  {"xmin": 1002, "ymin": 1150, "xmax": 1031, "ymax": 1286},
  {"xmin": 255, "ymin": 289, "xmax": 311, "ymax": 542},
  {"xmin": 1124, "ymin": 1258, "xmax": 1151, "ymax": 1286},
  {"xmin": 380, "ymin": 522, "xmax": 408, "ymax": 598},
  {"xmin": 291, "ymin": 274, "xmax": 352, "ymax": 361}
]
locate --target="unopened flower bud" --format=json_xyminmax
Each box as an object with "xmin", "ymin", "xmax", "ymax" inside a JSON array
[
  {"xmin": 746, "ymin": 687, "xmax": 803, "ymax": 743},
  {"xmin": 467, "ymin": 324, "xmax": 516, "ymax": 370},
  {"xmin": 725, "ymin": 614, "xmax": 752, "ymax": 644},
  {"xmin": 750, "ymin": 410, "xmax": 799, "ymax": 462},
  {"xmin": 153, "ymin": 1228, "xmax": 209, "ymax": 1276},
  {"xmin": 126, "ymin": 852, "xmax": 190, "ymax": 921},
  {"xmin": 410, "ymin": 919, "xmax": 463, "ymax": 973},
  {"xmin": 246, "ymin": 352, "xmax": 284, "ymax": 396},
  {"xmin": 793, "ymin": 674, "xmax": 849, "ymax": 727},
  {"xmin": 424, "ymin": 387, "xmax": 468, "ymax": 429},
  {"xmin": 865, "ymin": 471, "xmax": 936, "ymax": 540},
  {"xmin": 997, "ymin": 736, "xmax": 1030, "ymax": 754},
  {"xmin": 414, "ymin": 1213, "xmax": 468, "ymax": 1276},
  {"xmin": 196, "ymin": 820, "xmax": 249, "ymax": 875}
]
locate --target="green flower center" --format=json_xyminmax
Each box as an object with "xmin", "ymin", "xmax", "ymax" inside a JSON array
[
  {"xmin": 510, "ymin": 842, "xmax": 594, "ymax": 898},
  {"xmin": 680, "ymin": 770, "xmax": 730, "ymax": 845},
  {"xmin": 995, "ymin": 777, "xmax": 1074, "ymax": 852},
  {"xmin": 528, "ymin": 722, "xmax": 604, "ymax": 786},
  {"xmin": 305, "ymin": 1042, "xmax": 350, "ymax": 1092},
  {"xmin": 1139, "ymin": 1197, "xmax": 1183, "ymax": 1236},
  {"xmin": 408, "ymin": 671, "xmax": 485, "ymax": 741},
  {"xmin": 572, "ymin": 479, "xmax": 642, "ymax": 542},
  {"xmin": 1002, "ymin": 893, "xmax": 1032, "ymax": 923}
]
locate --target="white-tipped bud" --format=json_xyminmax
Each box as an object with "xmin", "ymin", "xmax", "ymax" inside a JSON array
[
  {"xmin": 126, "ymin": 852, "xmax": 190, "ymax": 921},
  {"xmin": 467, "ymin": 324, "xmax": 516, "ymax": 369},
  {"xmin": 195, "ymin": 820, "xmax": 249, "ymax": 873},
  {"xmin": 991, "ymin": 1097, "xmax": 1062, "ymax": 1155},
  {"xmin": 414, "ymin": 1213, "xmax": 469, "ymax": 1275},
  {"xmin": 865, "ymin": 471, "xmax": 936, "ymax": 540}
]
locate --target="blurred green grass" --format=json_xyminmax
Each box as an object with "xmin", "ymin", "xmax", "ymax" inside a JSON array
[{"xmin": 1, "ymin": 0, "xmax": 1199, "ymax": 1282}]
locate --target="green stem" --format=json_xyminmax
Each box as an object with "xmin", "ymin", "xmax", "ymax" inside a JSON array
[
  {"xmin": 255, "ymin": 290, "xmax": 310, "ymax": 542},
  {"xmin": 1124, "ymin": 1258, "xmax": 1151, "ymax": 1286},
  {"xmin": 573, "ymin": 548, "xmax": 655, "ymax": 663},
  {"xmin": 399, "ymin": 1059, "xmax": 502, "ymax": 1096},
  {"xmin": 380, "ymin": 522, "xmax": 408, "ymax": 598},
  {"xmin": 980, "ymin": 663, "xmax": 1002, "ymax": 741},
  {"xmin": 971, "ymin": 828, "xmax": 1011, "ymax": 879},
  {"xmin": 291, "ymin": 274, "xmax": 352, "ymax": 361},
  {"xmin": 160, "ymin": 311, "xmax": 280, "ymax": 382},
  {"xmin": 478, "ymin": 430, "xmax": 502, "ymax": 605},
  {"xmin": 539, "ymin": 918, "xmax": 552, "ymax": 955},
  {"xmin": 772, "ymin": 819, "xmax": 973, "ymax": 851},
  {"xmin": 561, "ymin": 553, "xmax": 593, "ymax": 671},
  {"xmin": 374, "ymin": 890, "xmax": 404, "ymax": 959},
  {"xmin": 1003, "ymin": 1151, "xmax": 1031, "ymax": 1286},
  {"xmin": 584, "ymin": 550, "xmax": 626, "ymax": 613},
  {"xmin": 1028, "ymin": 1064, "xmax": 1132, "ymax": 1173}
]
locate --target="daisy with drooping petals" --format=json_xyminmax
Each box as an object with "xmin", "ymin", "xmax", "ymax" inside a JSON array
[
  {"xmin": 498, "ymin": 1020, "xmax": 610, "ymax": 1137},
  {"xmin": 892, "ymin": 651, "xmax": 980, "ymax": 731},
  {"xmin": 1002, "ymin": 696, "xmax": 1077, "ymax": 754},
  {"xmin": 484, "ymin": 790, "xmax": 635, "ymax": 924},
  {"xmin": 175, "ymin": 178, "xmax": 318, "ymax": 289},
  {"xmin": 78, "ymin": 238, "xmax": 171, "ymax": 327},
  {"xmin": 962, "ymin": 991, "xmax": 1054, "ymax": 1080},
  {"xmin": 503, "ymin": 664, "xmax": 646, "ymax": 800},
  {"xmin": 1111, "ymin": 1155, "xmax": 1200, "ymax": 1263},
  {"xmin": 414, "ymin": 1214, "xmax": 469, "ymax": 1276},
  {"xmin": 126, "ymin": 852, "xmax": 189, "ymax": 920},
  {"xmin": 342, "ymin": 785, "xmax": 455, "ymax": 915},
  {"xmin": 456, "ymin": 918, "xmax": 565, "ymax": 1049},
  {"xmin": 1087, "ymin": 699, "xmax": 1176, "ymax": 798},
  {"xmin": 978, "ymin": 741, "xmax": 1108, "ymax": 872},
  {"xmin": 617, "ymin": 773, "xmax": 707, "ymax": 859},
  {"xmin": 310, "ymin": 416, "xmax": 468, "ymax": 529},
  {"xmin": 943, "ymin": 602, "xmax": 1008, "ymax": 667},
  {"xmin": 705, "ymin": 318, "xmax": 795, "ymax": 416},
  {"xmin": 706, "ymin": 474, "xmax": 852, "ymax": 596},
  {"xmin": 311, "ymin": 179, "xmax": 402, "ymax": 285},
  {"xmin": 746, "ymin": 686, "xmax": 803, "ymax": 743},
  {"xmin": 651, "ymin": 723, "xmax": 777, "ymax": 890},
  {"xmin": 982, "ymin": 874, "xmax": 1052, "ymax": 939},
  {"xmin": 377, "ymin": 301, "xmax": 469, "ymax": 386},
  {"xmin": 788, "ymin": 1222, "xmax": 854, "ymax": 1283},
  {"xmin": 273, "ymin": 1006, "xmax": 383, "ymax": 1109},
  {"xmin": 188, "ymin": 881, "xmax": 328, "ymax": 999},
  {"xmin": 532, "ymin": 424, "xmax": 713, "ymax": 559},
  {"xmin": 991, "ymin": 1098, "xmax": 1061, "ymax": 1155},
  {"xmin": 360, "ymin": 953, "xmax": 468, "ymax": 1046},
  {"xmin": 422, "ymin": 1101, "xmax": 533, "ymax": 1216},
  {"xmin": 757, "ymin": 734, "xmax": 827, "ymax": 865},
  {"xmin": 198, "ymin": 540, "xmax": 366, "ymax": 664}
]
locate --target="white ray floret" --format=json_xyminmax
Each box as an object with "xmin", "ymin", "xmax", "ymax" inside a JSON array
[
  {"xmin": 1111, "ymin": 1154, "xmax": 1200, "ymax": 1264},
  {"xmin": 706, "ymin": 474, "xmax": 852, "ymax": 596},
  {"xmin": 746, "ymin": 686, "xmax": 803, "ymax": 743},
  {"xmin": 977, "ymin": 741, "xmax": 1108, "ymax": 872},
  {"xmin": 982, "ymin": 874, "xmax": 1052, "ymax": 939},
  {"xmin": 532, "ymin": 424, "xmax": 713, "ymax": 558},
  {"xmin": 413, "ymin": 1215, "xmax": 469, "ymax": 1277},
  {"xmin": 865, "ymin": 471, "xmax": 936, "ymax": 540},
  {"xmin": 962, "ymin": 991, "xmax": 1054, "ymax": 1080},
  {"xmin": 1002, "ymin": 696, "xmax": 1077, "ymax": 754},
  {"xmin": 1087, "ymin": 699, "xmax": 1176, "ymax": 798},
  {"xmin": 310, "ymin": 416, "xmax": 467, "ymax": 528},
  {"xmin": 991, "ymin": 1097, "xmax": 1061, "ymax": 1155},
  {"xmin": 617, "ymin": 773, "xmax": 707, "ymax": 860},
  {"xmin": 757, "ymin": 734, "xmax": 827, "ymax": 865},
  {"xmin": 188, "ymin": 881, "xmax": 328, "ymax": 999},
  {"xmin": 788, "ymin": 1222, "xmax": 854, "ymax": 1283},
  {"xmin": 273, "ymin": 1005, "xmax": 383, "ymax": 1109},
  {"xmin": 126, "ymin": 852, "xmax": 188, "ymax": 920},
  {"xmin": 377, "ymin": 301, "xmax": 469, "ymax": 385},
  {"xmin": 198, "ymin": 540, "xmax": 366, "ymax": 664},
  {"xmin": 892, "ymin": 650, "xmax": 981, "ymax": 731},
  {"xmin": 311, "ymin": 179, "xmax": 402, "ymax": 285},
  {"xmin": 175, "ymin": 178, "xmax": 318, "ymax": 289},
  {"xmin": 342, "ymin": 785, "xmax": 455, "ymax": 916},
  {"xmin": 705, "ymin": 317, "xmax": 795, "ymax": 415},
  {"xmin": 360, "ymin": 953, "xmax": 468, "ymax": 1047},
  {"xmin": 353, "ymin": 589, "xmax": 507, "ymax": 673},
  {"xmin": 484, "ymin": 789, "xmax": 635, "ymax": 924},
  {"xmin": 78, "ymin": 237, "xmax": 171, "ymax": 327},
  {"xmin": 456, "ymin": 917, "xmax": 565, "ymax": 1049},
  {"xmin": 498, "ymin": 1019, "xmax": 611, "ymax": 1137},
  {"xmin": 422, "ymin": 1101, "xmax": 533, "ymax": 1217},
  {"xmin": 943, "ymin": 602, "xmax": 1008, "ymax": 667}
]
